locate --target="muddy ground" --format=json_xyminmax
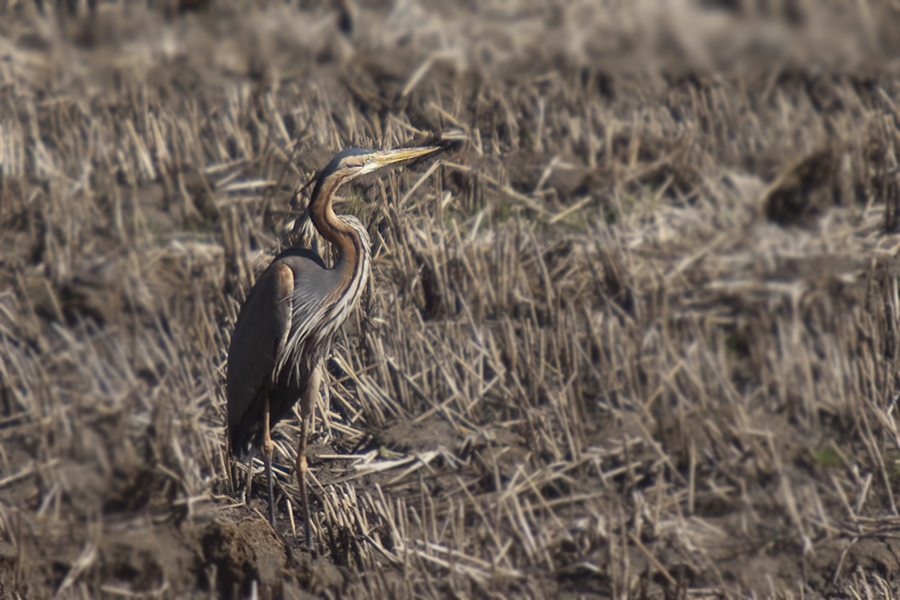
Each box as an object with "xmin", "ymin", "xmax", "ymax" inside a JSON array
[{"xmin": 2, "ymin": 0, "xmax": 900, "ymax": 598}]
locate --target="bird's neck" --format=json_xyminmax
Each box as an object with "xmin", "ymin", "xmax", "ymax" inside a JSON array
[
  {"xmin": 308, "ymin": 179, "xmax": 371, "ymax": 312},
  {"xmin": 308, "ymin": 177, "xmax": 367, "ymax": 273}
]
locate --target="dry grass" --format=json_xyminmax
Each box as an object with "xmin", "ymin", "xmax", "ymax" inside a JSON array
[{"xmin": 3, "ymin": 0, "xmax": 900, "ymax": 598}]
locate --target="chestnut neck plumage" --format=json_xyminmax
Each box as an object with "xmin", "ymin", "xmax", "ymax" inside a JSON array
[
  {"xmin": 306, "ymin": 170, "xmax": 371, "ymax": 318},
  {"xmin": 309, "ymin": 171, "xmax": 362, "ymax": 271}
]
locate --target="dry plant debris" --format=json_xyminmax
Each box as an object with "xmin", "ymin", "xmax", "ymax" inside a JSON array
[{"xmin": 2, "ymin": 0, "xmax": 900, "ymax": 598}]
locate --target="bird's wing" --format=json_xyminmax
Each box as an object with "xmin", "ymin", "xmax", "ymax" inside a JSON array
[
  {"xmin": 225, "ymin": 260, "xmax": 294, "ymax": 450},
  {"xmin": 273, "ymin": 248, "xmax": 343, "ymax": 385},
  {"xmin": 226, "ymin": 248, "xmax": 337, "ymax": 452}
]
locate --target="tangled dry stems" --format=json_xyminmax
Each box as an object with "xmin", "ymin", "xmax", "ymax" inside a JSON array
[{"xmin": 2, "ymin": 1, "xmax": 900, "ymax": 598}]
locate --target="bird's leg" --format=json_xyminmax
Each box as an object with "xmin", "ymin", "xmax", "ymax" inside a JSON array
[
  {"xmin": 297, "ymin": 412, "xmax": 312, "ymax": 549},
  {"xmin": 262, "ymin": 397, "xmax": 276, "ymax": 528},
  {"xmin": 297, "ymin": 364, "xmax": 321, "ymax": 552},
  {"xmin": 242, "ymin": 453, "xmax": 254, "ymax": 505},
  {"xmin": 224, "ymin": 434, "xmax": 235, "ymax": 497}
]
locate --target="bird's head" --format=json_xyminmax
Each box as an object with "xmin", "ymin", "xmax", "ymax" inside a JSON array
[{"xmin": 321, "ymin": 145, "xmax": 442, "ymax": 185}]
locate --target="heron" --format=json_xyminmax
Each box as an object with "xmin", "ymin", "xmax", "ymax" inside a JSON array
[{"xmin": 225, "ymin": 144, "xmax": 442, "ymax": 549}]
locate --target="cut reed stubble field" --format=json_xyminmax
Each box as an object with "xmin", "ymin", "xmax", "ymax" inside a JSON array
[{"xmin": 2, "ymin": 1, "xmax": 900, "ymax": 598}]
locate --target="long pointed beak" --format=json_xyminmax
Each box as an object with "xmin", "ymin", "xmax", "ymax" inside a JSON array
[{"xmin": 372, "ymin": 146, "xmax": 442, "ymax": 169}]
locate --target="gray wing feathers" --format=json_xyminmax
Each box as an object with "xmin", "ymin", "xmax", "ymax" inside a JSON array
[
  {"xmin": 226, "ymin": 263, "xmax": 293, "ymax": 435},
  {"xmin": 226, "ymin": 250, "xmax": 339, "ymax": 449},
  {"xmin": 275, "ymin": 254, "xmax": 340, "ymax": 381}
]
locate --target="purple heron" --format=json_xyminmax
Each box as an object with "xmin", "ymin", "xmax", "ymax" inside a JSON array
[{"xmin": 226, "ymin": 145, "xmax": 442, "ymax": 549}]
